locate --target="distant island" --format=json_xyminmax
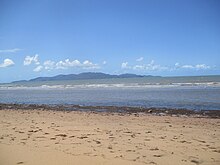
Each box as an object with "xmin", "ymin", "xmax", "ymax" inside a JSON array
[{"xmin": 12, "ymin": 72, "xmax": 158, "ymax": 83}]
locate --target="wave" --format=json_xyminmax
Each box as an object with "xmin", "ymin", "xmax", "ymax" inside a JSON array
[{"xmin": 1, "ymin": 82, "xmax": 220, "ymax": 89}]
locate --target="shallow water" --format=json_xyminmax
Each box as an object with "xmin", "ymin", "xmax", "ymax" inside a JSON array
[{"xmin": 0, "ymin": 86, "xmax": 220, "ymax": 110}]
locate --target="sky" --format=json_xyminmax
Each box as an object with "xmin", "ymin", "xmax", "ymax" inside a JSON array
[{"xmin": 0, "ymin": 0, "xmax": 220, "ymax": 83}]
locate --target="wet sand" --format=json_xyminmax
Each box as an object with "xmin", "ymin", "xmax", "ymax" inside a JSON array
[{"xmin": 0, "ymin": 106, "xmax": 220, "ymax": 165}]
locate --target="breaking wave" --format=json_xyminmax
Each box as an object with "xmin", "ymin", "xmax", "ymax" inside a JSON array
[{"xmin": 1, "ymin": 82, "xmax": 220, "ymax": 89}]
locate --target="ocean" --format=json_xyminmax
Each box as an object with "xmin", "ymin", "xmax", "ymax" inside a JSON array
[{"xmin": 1, "ymin": 76, "xmax": 220, "ymax": 110}]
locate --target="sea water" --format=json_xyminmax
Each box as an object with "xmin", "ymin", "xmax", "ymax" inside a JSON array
[{"xmin": 0, "ymin": 76, "xmax": 220, "ymax": 110}]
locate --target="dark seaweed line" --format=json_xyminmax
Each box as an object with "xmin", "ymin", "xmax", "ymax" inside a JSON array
[{"xmin": 0, "ymin": 103, "xmax": 220, "ymax": 118}]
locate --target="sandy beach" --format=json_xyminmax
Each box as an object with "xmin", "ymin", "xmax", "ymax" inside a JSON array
[{"xmin": 0, "ymin": 107, "xmax": 220, "ymax": 165}]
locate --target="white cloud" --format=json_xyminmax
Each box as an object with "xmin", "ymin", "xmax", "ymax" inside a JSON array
[
  {"xmin": 121, "ymin": 62, "xmax": 130, "ymax": 69},
  {"xmin": 22, "ymin": 54, "xmax": 100, "ymax": 72},
  {"xmin": 136, "ymin": 57, "xmax": 144, "ymax": 62},
  {"xmin": 56, "ymin": 59, "xmax": 81, "ymax": 69},
  {"xmin": 42, "ymin": 59, "xmax": 100, "ymax": 70},
  {"xmin": 0, "ymin": 58, "xmax": 15, "ymax": 68},
  {"xmin": 133, "ymin": 65, "xmax": 145, "ymax": 70},
  {"xmin": 195, "ymin": 64, "xmax": 210, "ymax": 69},
  {"xmin": 181, "ymin": 65, "xmax": 194, "ymax": 69},
  {"xmin": 82, "ymin": 60, "xmax": 100, "ymax": 69},
  {"xmin": 174, "ymin": 63, "xmax": 180, "ymax": 68},
  {"xmin": 33, "ymin": 65, "xmax": 43, "ymax": 72},
  {"xmin": 121, "ymin": 60, "xmax": 212, "ymax": 72},
  {"xmin": 0, "ymin": 48, "xmax": 22, "ymax": 53},
  {"xmin": 44, "ymin": 60, "xmax": 55, "ymax": 70},
  {"xmin": 123, "ymin": 60, "xmax": 167, "ymax": 71},
  {"xmin": 83, "ymin": 60, "xmax": 92, "ymax": 65},
  {"xmin": 145, "ymin": 60, "xmax": 167, "ymax": 71},
  {"xmin": 24, "ymin": 54, "xmax": 40, "ymax": 66},
  {"xmin": 103, "ymin": 61, "xmax": 107, "ymax": 65},
  {"xmin": 174, "ymin": 63, "xmax": 211, "ymax": 70}
]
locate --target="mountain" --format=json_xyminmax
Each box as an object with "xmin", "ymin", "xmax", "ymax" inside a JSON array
[{"xmin": 12, "ymin": 72, "xmax": 155, "ymax": 83}]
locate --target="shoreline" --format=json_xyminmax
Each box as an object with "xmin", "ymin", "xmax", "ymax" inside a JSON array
[{"xmin": 0, "ymin": 103, "xmax": 220, "ymax": 118}]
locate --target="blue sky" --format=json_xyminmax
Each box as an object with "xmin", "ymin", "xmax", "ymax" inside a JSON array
[{"xmin": 0, "ymin": 0, "xmax": 220, "ymax": 83}]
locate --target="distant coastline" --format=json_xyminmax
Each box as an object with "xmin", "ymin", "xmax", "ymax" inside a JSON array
[
  {"xmin": 10, "ymin": 72, "xmax": 220, "ymax": 84},
  {"xmin": 11, "ymin": 72, "xmax": 156, "ymax": 83}
]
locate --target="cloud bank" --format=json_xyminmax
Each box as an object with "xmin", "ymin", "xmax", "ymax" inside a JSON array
[
  {"xmin": 175, "ymin": 63, "xmax": 210, "ymax": 70},
  {"xmin": 23, "ymin": 54, "xmax": 213, "ymax": 73},
  {"xmin": 122, "ymin": 60, "xmax": 167, "ymax": 71},
  {"xmin": 45, "ymin": 59, "xmax": 99, "ymax": 71},
  {"xmin": 121, "ymin": 60, "xmax": 212, "ymax": 71},
  {"xmin": 29, "ymin": 55, "xmax": 100, "ymax": 72}
]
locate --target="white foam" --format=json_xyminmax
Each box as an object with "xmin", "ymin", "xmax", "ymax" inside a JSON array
[{"xmin": 1, "ymin": 82, "xmax": 220, "ymax": 90}]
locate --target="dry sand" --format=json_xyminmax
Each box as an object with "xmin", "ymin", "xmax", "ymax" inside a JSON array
[{"xmin": 0, "ymin": 109, "xmax": 219, "ymax": 165}]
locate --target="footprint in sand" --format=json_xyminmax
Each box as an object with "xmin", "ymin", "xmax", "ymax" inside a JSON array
[
  {"xmin": 191, "ymin": 159, "xmax": 201, "ymax": 165},
  {"xmin": 36, "ymin": 136, "xmax": 46, "ymax": 139},
  {"xmin": 212, "ymin": 149, "xmax": 220, "ymax": 153},
  {"xmin": 153, "ymin": 154, "xmax": 163, "ymax": 157},
  {"xmin": 10, "ymin": 137, "xmax": 16, "ymax": 141},
  {"xmin": 21, "ymin": 138, "xmax": 27, "ymax": 141},
  {"xmin": 149, "ymin": 147, "xmax": 159, "ymax": 151},
  {"xmin": 108, "ymin": 145, "xmax": 113, "ymax": 150},
  {"xmin": 189, "ymin": 156, "xmax": 202, "ymax": 165},
  {"xmin": 28, "ymin": 130, "xmax": 38, "ymax": 133},
  {"xmin": 77, "ymin": 136, "xmax": 88, "ymax": 139},
  {"xmin": 93, "ymin": 140, "xmax": 101, "ymax": 144},
  {"xmin": 179, "ymin": 140, "xmax": 191, "ymax": 144},
  {"xmin": 131, "ymin": 134, "xmax": 136, "ymax": 138},
  {"xmin": 133, "ymin": 156, "xmax": 140, "ymax": 161},
  {"xmin": 55, "ymin": 134, "xmax": 67, "ymax": 138},
  {"xmin": 17, "ymin": 161, "xmax": 24, "ymax": 164}
]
